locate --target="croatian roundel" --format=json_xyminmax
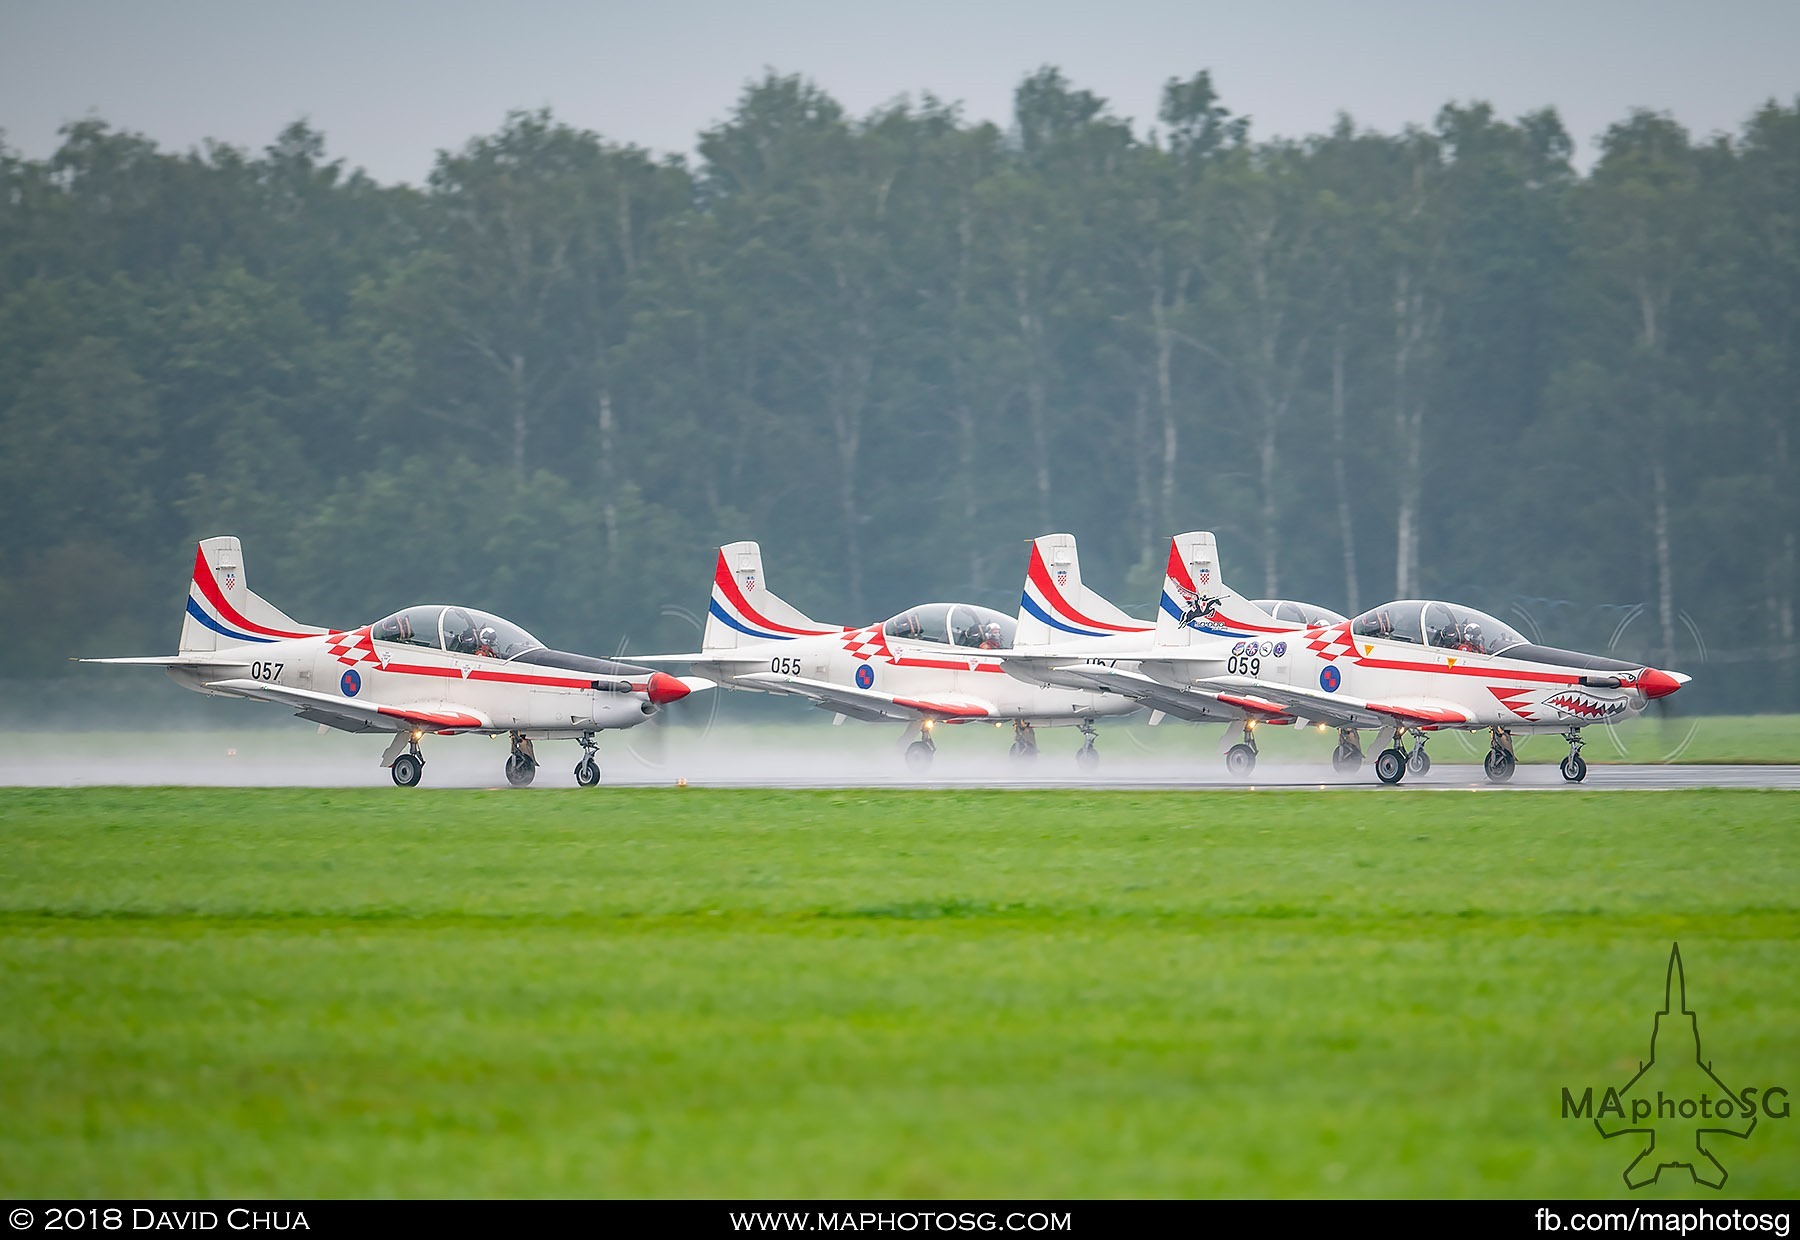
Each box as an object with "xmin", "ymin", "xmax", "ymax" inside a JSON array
[
  {"xmin": 1319, "ymin": 665, "xmax": 1341, "ymax": 693},
  {"xmin": 855, "ymin": 664, "xmax": 875, "ymax": 690},
  {"xmin": 341, "ymin": 669, "xmax": 362, "ymax": 697}
]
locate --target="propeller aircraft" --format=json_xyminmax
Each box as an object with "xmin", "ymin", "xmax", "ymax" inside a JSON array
[
  {"xmin": 83, "ymin": 536, "xmax": 710, "ymax": 787},
  {"xmin": 1072, "ymin": 531, "xmax": 1689, "ymax": 783},
  {"xmin": 638, "ymin": 540, "xmax": 1144, "ymax": 769}
]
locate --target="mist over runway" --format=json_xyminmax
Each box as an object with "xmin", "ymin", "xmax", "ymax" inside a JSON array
[{"xmin": 3, "ymin": 726, "xmax": 1795, "ymax": 791}]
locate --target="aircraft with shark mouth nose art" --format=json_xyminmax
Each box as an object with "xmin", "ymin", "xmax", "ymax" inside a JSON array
[
  {"xmin": 82, "ymin": 536, "xmax": 711, "ymax": 787},
  {"xmin": 1065, "ymin": 531, "xmax": 1689, "ymax": 783}
]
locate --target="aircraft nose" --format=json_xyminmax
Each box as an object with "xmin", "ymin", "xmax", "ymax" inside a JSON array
[
  {"xmin": 645, "ymin": 671, "xmax": 692, "ymax": 705},
  {"xmin": 1638, "ymin": 668, "xmax": 1687, "ymax": 700}
]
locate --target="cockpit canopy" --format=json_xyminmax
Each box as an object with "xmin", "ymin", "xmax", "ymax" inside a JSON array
[
  {"xmin": 1251, "ymin": 599, "xmax": 1349, "ymax": 627},
  {"xmin": 1349, "ymin": 601, "xmax": 1526, "ymax": 657},
  {"xmin": 882, "ymin": 603, "xmax": 1017, "ymax": 650},
  {"xmin": 369, "ymin": 605, "xmax": 545, "ymax": 660}
]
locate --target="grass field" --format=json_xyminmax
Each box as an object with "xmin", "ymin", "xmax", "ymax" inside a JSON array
[{"xmin": 1, "ymin": 787, "xmax": 1795, "ymax": 1198}]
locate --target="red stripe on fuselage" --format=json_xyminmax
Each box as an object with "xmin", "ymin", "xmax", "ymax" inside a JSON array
[
  {"xmin": 1027, "ymin": 547, "xmax": 1149, "ymax": 633},
  {"xmin": 379, "ymin": 659, "xmax": 599, "ymax": 691}
]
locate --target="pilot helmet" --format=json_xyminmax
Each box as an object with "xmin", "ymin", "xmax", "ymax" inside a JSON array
[
  {"xmin": 984, "ymin": 621, "xmax": 1003, "ymax": 644},
  {"xmin": 478, "ymin": 626, "xmax": 497, "ymax": 649}
]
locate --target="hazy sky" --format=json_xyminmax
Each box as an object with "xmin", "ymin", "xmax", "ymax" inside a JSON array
[{"xmin": 3, "ymin": 0, "xmax": 1796, "ymax": 183}]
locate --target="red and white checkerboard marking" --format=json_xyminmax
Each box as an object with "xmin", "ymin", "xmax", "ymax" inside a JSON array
[
  {"xmin": 326, "ymin": 626, "xmax": 382, "ymax": 667},
  {"xmin": 841, "ymin": 625, "xmax": 893, "ymax": 663}
]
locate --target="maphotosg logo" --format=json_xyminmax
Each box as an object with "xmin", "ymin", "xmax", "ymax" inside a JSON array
[{"xmin": 1559, "ymin": 943, "xmax": 1789, "ymax": 1189}]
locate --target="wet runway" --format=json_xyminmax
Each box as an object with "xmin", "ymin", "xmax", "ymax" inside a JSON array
[{"xmin": 3, "ymin": 730, "xmax": 1796, "ymax": 791}]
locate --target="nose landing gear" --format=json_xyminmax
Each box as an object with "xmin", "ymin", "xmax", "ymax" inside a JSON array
[
  {"xmin": 574, "ymin": 732, "xmax": 601, "ymax": 788},
  {"xmin": 1406, "ymin": 732, "xmax": 1432, "ymax": 777},
  {"xmin": 1559, "ymin": 729, "xmax": 1587, "ymax": 783},
  {"xmin": 1075, "ymin": 720, "xmax": 1100, "ymax": 771}
]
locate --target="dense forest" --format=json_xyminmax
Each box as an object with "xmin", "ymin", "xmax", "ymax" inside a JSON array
[{"xmin": 2, "ymin": 69, "xmax": 1795, "ymax": 713}]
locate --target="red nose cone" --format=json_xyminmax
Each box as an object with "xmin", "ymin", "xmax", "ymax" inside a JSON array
[
  {"xmin": 1638, "ymin": 668, "xmax": 1684, "ymax": 700},
  {"xmin": 646, "ymin": 672, "xmax": 691, "ymax": 705}
]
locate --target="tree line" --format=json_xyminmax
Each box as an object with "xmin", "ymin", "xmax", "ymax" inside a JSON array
[{"xmin": 1, "ymin": 69, "xmax": 1795, "ymax": 711}]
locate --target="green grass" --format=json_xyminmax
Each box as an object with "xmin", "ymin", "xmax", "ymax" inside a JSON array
[{"xmin": 1, "ymin": 787, "xmax": 1796, "ymax": 1198}]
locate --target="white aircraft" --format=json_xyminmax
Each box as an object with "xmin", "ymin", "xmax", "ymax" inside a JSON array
[
  {"xmin": 84, "ymin": 536, "xmax": 710, "ymax": 787},
  {"xmin": 1001, "ymin": 532, "xmax": 1345, "ymax": 773},
  {"xmin": 639, "ymin": 541, "xmax": 1143, "ymax": 769},
  {"xmin": 1073, "ymin": 531, "xmax": 1689, "ymax": 783}
]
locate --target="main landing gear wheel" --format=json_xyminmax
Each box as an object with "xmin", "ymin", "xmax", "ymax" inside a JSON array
[
  {"xmin": 905, "ymin": 739, "xmax": 935, "ymax": 772},
  {"xmin": 1483, "ymin": 750, "xmax": 1516, "ymax": 783},
  {"xmin": 1332, "ymin": 744, "xmax": 1363, "ymax": 774},
  {"xmin": 1375, "ymin": 748, "xmax": 1407, "ymax": 784},
  {"xmin": 1225, "ymin": 743, "xmax": 1257, "ymax": 778},
  {"xmin": 391, "ymin": 752, "xmax": 423, "ymax": 788},
  {"xmin": 505, "ymin": 753, "xmax": 537, "ymax": 787},
  {"xmin": 1407, "ymin": 746, "xmax": 1432, "ymax": 776}
]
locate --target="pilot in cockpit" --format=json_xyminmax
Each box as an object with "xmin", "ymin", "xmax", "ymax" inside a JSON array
[
  {"xmin": 979, "ymin": 621, "xmax": 1003, "ymax": 650},
  {"xmin": 445, "ymin": 611, "xmax": 478, "ymax": 655},
  {"xmin": 474, "ymin": 626, "xmax": 499, "ymax": 659}
]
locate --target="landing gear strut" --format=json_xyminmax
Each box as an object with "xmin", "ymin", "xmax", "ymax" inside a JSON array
[
  {"xmin": 391, "ymin": 741, "xmax": 424, "ymax": 788},
  {"xmin": 505, "ymin": 731, "xmax": 538, "ymax": 788},
  {"xmin": 1559, "ymin": 729, "xmax": 1587, "ymax": 783},
  {"xmin": 1331, "ymin": 727, "xmax": 1363, "ymax": 775},
  {"xmin": 574, "ymin": 732, "xmax": 601, "ymax": 788},
  {"xmin": 1010, "ymin": 720, "xmax": 1039, "ymax": 763},
  {"xmin": 1075, "ymin": 720, "xmax": 1100, "ymax": 771},
  {"xmin": 1224, "ymin": 722, "xmax": 1259, "ymax": 778},
  {"xmin": 904, "ymin": 721, "xmax": 936, "ymax": 772},
  {"xmin": 1375, "ymin": 725, "xmax": 1414, "ymax": 785},
  {"xmin": 1483, "ymin": 727, "xmax": 1517, "ymax": 783},
  {"xmin": 1406, "ymin": 731, "xmax": 1432, "ymax": 777}
]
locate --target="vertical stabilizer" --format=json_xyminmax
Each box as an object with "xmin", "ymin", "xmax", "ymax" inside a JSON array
[
  {"xmin": 1153, "ymin": 532, "xmax": 1286, "ymax": 647},
  {"xmin": 1015, "ymin": 533, "xmax": 1152, "ymax": 648},
  {"xmin": 702, "ymin": 541, "xmax": 838, "ymax": 651},
  {"xmin": 179, "ymin": 537, "xmax": 324, "ymax": 653}
]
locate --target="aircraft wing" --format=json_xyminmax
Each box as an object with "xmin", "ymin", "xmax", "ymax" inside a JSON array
[
  {"xmin": 203, "ymin": 678, "xmax": 493, "ymax": 735},
  {"xmin": 731, "ymin": 671, "xmax": 994, "ymax": 723},
  {"xmin": 1136, "ymin": 669, "xmax": 1471, "ymax": 730},
  {"xmin": 79, "ymin": 654, "xmax": 256, "ymax": 670},
  {"xmin": 1047, "ymin": 663, "xmax": 1273, "ymax": 723}
]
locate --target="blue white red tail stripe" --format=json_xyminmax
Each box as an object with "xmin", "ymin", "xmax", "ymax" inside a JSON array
[
  {"xmin": 1019, "ymin": 546, "xmax": 1151, "ymax": 638},
  {"xmin": 1160, "ymin": 543, "xmax": 1285, "ymax": 636},
  {"xmin": 710, "ymin": 553, "xmax": 836, "ymax": 642},
  {"xmin": 188, "ymin": 547, "xmax": 322, "ymax": 644}
]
